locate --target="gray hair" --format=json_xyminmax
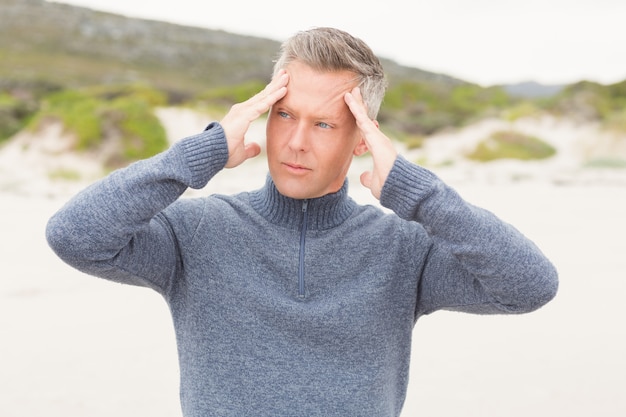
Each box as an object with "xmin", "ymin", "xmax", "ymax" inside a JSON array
[{"xmin": 273, "ymin": 27, "xmax": 387, "ymax": 119}]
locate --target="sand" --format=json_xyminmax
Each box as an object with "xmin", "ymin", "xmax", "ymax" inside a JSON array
[{"xmin": 1, "ymin": 110, "xmax": 625, "ymax": 416}]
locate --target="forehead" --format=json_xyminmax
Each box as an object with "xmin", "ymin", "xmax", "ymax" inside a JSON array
[{"xmin": 280, "ymin": 61, "xmax": 358, "ymax": 119}]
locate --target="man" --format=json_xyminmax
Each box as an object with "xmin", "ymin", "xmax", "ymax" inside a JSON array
[{"xmin": 47, "ymin": 27, "xmax": 558, "ymax": 417}]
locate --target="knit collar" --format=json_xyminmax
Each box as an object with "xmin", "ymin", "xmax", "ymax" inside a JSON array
[{"xmin": 249, "ymin": 175, "xmax": 357, "ymax": 231}]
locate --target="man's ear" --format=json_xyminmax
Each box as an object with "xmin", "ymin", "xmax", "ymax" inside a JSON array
[
  {"xmin": 353, "ymin": 137, "xmax": 368, "ymax": 156},
  {"xmin": 353, "ymin": 119, "xmax": 379, "ymax": 156}
]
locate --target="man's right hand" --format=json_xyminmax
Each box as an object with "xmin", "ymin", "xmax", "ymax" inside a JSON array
[{"xmin": 220, "ymin": 69, "xmax": 289, "ymax": 168}]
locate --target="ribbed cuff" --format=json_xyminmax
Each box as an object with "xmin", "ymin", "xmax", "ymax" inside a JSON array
[
  {"xmin": 177, "ymin": 122, "xmax": 229, "ymax": 189},
  {"xmin": 379, "ymin": 155, "xmax": 440, "ymax": 220}
]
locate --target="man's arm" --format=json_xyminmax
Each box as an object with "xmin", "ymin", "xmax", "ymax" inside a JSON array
[
  {"xmin": 46, "ymin": 72, "xmax": 289, "ymax": 294},
  {"xmin": 45, "ymin": 125, "xmax": 230, "ymax": 293},
  {"xmin": 345, "ymin": 87, "xmax": 558, "ymax": 316},
  {"xmin": 382, "ymin": 156, "xmax": 558, "ymax": 315}
]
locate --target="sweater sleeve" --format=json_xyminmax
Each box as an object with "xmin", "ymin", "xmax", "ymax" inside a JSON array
[
  {"xmin": 380, "ymin": 156, "xmax": 558, "ymax": 316},
  {"xmin": 45, "ymin": 122, "xmax": 229, "ymax": 295}
]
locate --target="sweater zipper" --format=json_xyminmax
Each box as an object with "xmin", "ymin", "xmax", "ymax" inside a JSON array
[{"xmin": 298, "ymin": 199, "xmax": 309, "ymax": 298}]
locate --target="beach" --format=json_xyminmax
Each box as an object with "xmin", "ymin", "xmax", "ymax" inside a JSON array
[{"xmin": 1, "ymin": 112, "xmax": 625, "ymax": 416}]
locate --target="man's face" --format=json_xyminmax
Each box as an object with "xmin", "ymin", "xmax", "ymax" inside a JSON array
[{"xmin": 266, "ymin": 61, "xmax": 366, "ymax": 200}]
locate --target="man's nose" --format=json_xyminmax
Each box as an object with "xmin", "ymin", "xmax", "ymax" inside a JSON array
[{"xmin": 287, "ymin": 122, "xmax": 309, "ymax": 152}]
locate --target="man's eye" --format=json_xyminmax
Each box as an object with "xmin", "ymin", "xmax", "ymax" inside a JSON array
[
  {"xmin": 278, "ymin": 111, "xmax": 290, "ymax": 119},
  {"xmin": 317, "ymin": 122, "xmax": 331, "ymax": 129}
]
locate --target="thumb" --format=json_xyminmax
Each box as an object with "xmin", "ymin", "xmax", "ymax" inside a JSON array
[
  {"xmin": 360, "ymin": 170, "xmax": 373, "ymax": 189},
  {"xmin": 244, "ymin": 142, "xmax": 261, "ymax": 160},
  {"xmin": 224, "ymin": 141, "xmax": 261, "ymax": 168}
]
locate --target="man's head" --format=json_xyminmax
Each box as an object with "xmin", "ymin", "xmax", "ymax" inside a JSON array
[
  {"xmin": 273, "ymin": 27, "xmax": 387, "ymax": 119},
  {"xmin": 266, "ymin": 28, "xmax": 387, "ymax": 200}
]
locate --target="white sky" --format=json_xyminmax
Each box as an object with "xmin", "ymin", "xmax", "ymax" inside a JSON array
[{"xmin": 50, "ymin": 0, "xmax": 626, "ymax": 86}]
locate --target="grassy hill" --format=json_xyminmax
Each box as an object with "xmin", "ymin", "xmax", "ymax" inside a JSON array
[
  {"xmin": 0, "ymin": 0, "xmax": 280, "ymax": 96},
  {"xmin": 0, "ymin": 0, "xmax": 464, "ymax": 97}
]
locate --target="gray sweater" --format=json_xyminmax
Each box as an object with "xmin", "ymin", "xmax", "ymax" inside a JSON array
[{"xmin": 46, "ymin": 122, "xmax": 558, "ymax": 417}]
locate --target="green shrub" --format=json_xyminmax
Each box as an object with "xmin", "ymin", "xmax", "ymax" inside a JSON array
[
  {"xmin": 107, "ymin": 96, "xmax": 168, "ymax": 163},
  {"xmin": 33, "ymin": 89, "xmax": 102, "ymax": 149},
  {"xmin": 0, "ymin": 92, "xmax": 39, "ymax": 142},
  {"xmin": 546, "ymin": 80, "xmax": 626, "ymax": 125},
  {"xmin": 501, "ymin": 101, "xmax": 541, "ymax": 123},
  {"xmin": 87, "ymin": 84, "xmax": 168, "ymax": 107},
  {"xmin": 30, "ymin": 84, "xmax": 168, "ymax": 168},
  {"xmin": 603, "ymin": 108, "xmax": 626, "ymax": 132},
  {"xmin": 379, "ymin": 81, "xmax": 513, "ymax": 136},
  {"xmin": 404, "ymin": 134, "xmax": 425, "ymax": 150},
  {"xmin": 48, "ymin": 168, "xmax": 82, "ymax": 181},
  {"xmin": 584, "ymin": 158, "xmax": 626, "ymax": 169},
  {"xmin": 467, "ymin": 130, "xmax": 556, "ymax": 162}
]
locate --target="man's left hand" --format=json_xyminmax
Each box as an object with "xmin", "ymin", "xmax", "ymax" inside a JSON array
[{"xmin": 344, "ymin": 87, "xmax": 397, "ymax": 200}]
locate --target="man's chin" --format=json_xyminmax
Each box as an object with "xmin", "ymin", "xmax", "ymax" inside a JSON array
[
  {"xmin": 272, "ymin": 177, "xmax": 317, "ymax": 200},
  {"xmin": 275, "ymin": 184, "xmax": 313, "ymax": 200}
]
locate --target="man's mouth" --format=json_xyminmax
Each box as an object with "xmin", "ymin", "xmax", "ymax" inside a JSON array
[{"xmin": 283, "ymin": 162, "xmax": 311, "ymax": 173}]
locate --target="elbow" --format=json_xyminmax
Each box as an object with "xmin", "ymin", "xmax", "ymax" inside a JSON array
[
  {"xmin": 513, "ymin": 260, "xmax": 559, "ymax": 314},
  {"xmin": 46, "ymin": 211, "xmax": 87, "ymax": 265},
  {"xmin": 46, "ymin": 212, "xmax": 71, "ymax": 260},
  {"xmin": 539, "ymin": 262, "xmax": 559, "ymax": 307}
]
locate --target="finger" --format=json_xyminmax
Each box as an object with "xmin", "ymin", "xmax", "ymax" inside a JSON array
[
  {"xmin": 264, "ymin": 82, "xmax": 288, "ymax": 108},
  {"xmin": 271, "ymin": 68, "xmax": 288, "ymax": 85},
  {"xmin": 345, "ymin": 88, "xmax": 378, "ymax": 135},
  {"xmin": 345, "ymin": 90, "xmax": 380, "ymax": 155},
  {"xmin": 344, "ymin": 87, "xmax": 368, "ymax": 120},
  {"xmin": 248, "ymin": 73, "xmax": 289, "ymax": 117},
  {"xmin": 261, "ymin": 71, "xmax": 288, "ymax": 99},
  {"xmin": 262, "ymin": 70, "xmax": 289, "ymax": 98}
]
